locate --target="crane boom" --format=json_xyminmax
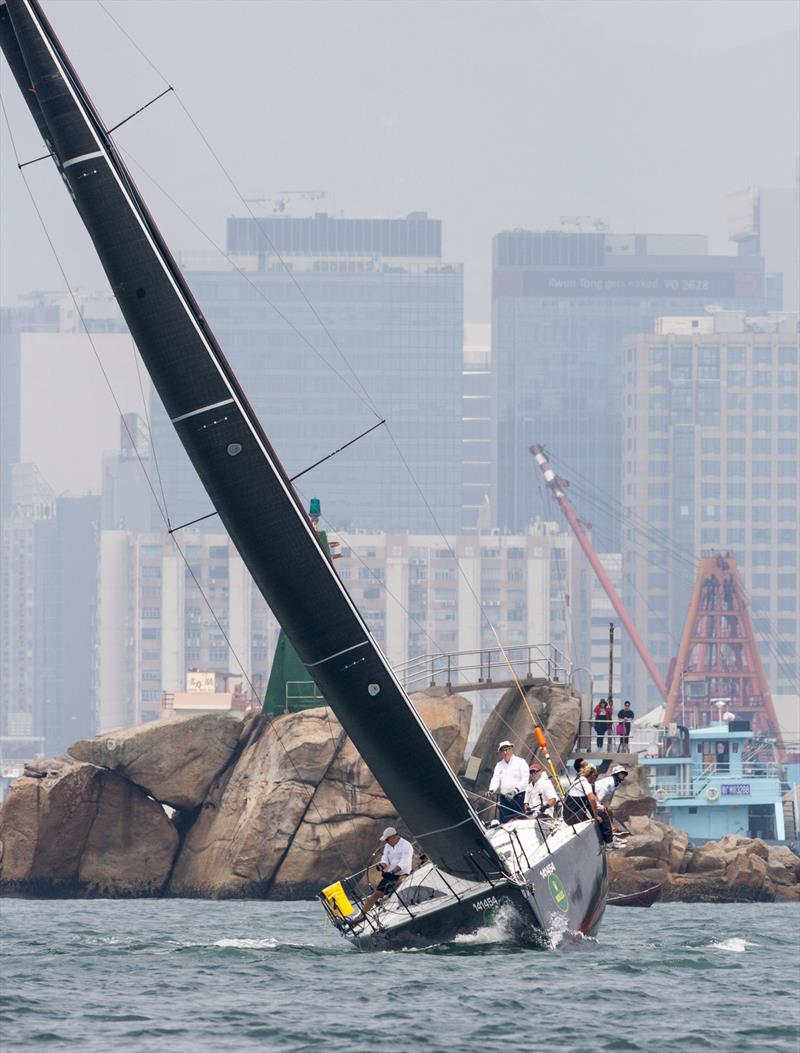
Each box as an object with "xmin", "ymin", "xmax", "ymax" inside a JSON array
[{"xmin": 531, "ymin": 445, "xmax": 668, "ymax": 701}]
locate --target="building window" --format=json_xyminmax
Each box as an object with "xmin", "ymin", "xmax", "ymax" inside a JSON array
[
  {"xmin": 778, "ymin": 529, "xmax": 797, "ymax": 545},
  {"xmin": 701, "ymin": 438, "xmax": 720, "ymax": 454},
  {"xmin": 727, "ymin": 416, "xmax": 745, "ymax": 431},
  {"xmin": 142, "ymin": 628, "xmax": 161, "ymax": 640},
  {"xmin": 751, "ymin": 528, "xmax": 771, "ymax": 544},
  {"xmin": 752, "ymin": 506, "xmax": 771, "ymax": 522},
  {"xmin": 752, "ymin": 438, "xmax": 772, "ymax": 455},
  {"xmin": 778, "ymin": 346, "xmax": 798, "ymax": 366},
  {"xmin": 701, "ymin": 528, "xmax": 720, "ymax": 543},
  {"xmin": 727, "ymin": 461, "xmax": 746, "ymax": 477},
  {"xmin": 726, "ymin": 528, "xmax": 745, "ymax": 543}
]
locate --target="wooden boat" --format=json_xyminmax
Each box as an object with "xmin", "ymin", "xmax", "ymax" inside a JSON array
[{"xmin": 607, "ymin": 883, "xmax": 662, "ymax": 908}]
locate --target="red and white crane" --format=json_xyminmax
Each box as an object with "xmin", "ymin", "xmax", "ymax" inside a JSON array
[{"xmin": 531, "ymin": 444, "xmax": 668, "ymax": 702}]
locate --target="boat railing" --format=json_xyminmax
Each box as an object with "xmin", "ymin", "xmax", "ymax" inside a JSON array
[
  {"xmin": 393, "ymin": 643, "xmax": 572, "ymax": 693},
  {"xmin": 282, "ymin": 680, "xmax": 325, "ymax": 713}
]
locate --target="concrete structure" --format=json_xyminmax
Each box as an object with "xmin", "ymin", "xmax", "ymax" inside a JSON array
[
  {"xmin": 729, "ymin": 183, "xmax": 800, "ymax": 312},
  {"xmin": 492, "ymin": 228, "xmax": 768, "ymax": 547},
  {"xmin": 622, "ymin": 311, "xmax": 799, "ymax": 709},
  {"xmin": 152, "ymin": 211, "xmax": 465, "ymax": 533}
]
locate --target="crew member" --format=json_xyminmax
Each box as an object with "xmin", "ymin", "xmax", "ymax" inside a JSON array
[
  {"xmin": 357, "ymin": 827, "xmax": 413, "ymax": 918},
  {"xmin": 525, "ymin": 763, "xmax": 558, "ymax": 817},
  {"xmin": 563, "ymin": 762, "xmax": 600, "ymax": 828},
  {"xmin": 489, "ymin": 741, "xmax": 529, "ymax": 823},
  {"xmin": 594, "ymin": 764, "xmax": 629, "ymax": 847}
]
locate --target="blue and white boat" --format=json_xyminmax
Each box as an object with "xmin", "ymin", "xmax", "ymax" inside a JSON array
[{"xmin": 640, "ymin": 719, "xmax": 785, "ymax": 842}]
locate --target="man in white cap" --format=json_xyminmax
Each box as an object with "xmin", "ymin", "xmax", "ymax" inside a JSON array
[
  {"xmin": 357, "ymin": 826, "xmax": 413, "ymax": 917},
  {"xmin": 489, "ymin": 741, "xmax": 530, "ymax": 823},
  {"xmin": 594, "ymin": 764, "xmax": 629, "ymax": 847}
]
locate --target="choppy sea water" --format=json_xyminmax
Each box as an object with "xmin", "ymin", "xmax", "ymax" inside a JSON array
[{"xmin": 1, "ymin": 899, "xmax": 798, "ymax": 1053}]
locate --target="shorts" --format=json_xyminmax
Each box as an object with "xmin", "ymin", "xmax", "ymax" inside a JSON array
[{"xmin": 377, "ymin": 872, "xmax": 401, "ymax": 894}]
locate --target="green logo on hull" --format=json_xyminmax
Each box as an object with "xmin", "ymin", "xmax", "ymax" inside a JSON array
[{"xmin": 547, "ymin": 873, "xmax": 569, "ymax": 912}]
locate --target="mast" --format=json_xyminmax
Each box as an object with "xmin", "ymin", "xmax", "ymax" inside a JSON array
[
  {"xmin": 531, "ymin": 444, "xmax": 668, "ymax": 701},
  {"xmin": 0, "ymin": 0, "xmax": 505, "ymax": 882}
]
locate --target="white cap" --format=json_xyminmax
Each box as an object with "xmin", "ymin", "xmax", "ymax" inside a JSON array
[
  {"xmin": 497, "ymin": 740, "xmax": 514, "ymax": 752},
  {"xmin": 611, "ymin": 765, "xmax": 629, "ymax": 776},
  {"xmin": 380, "ymin": 827, "xmax": 398, "ymax": 841}
]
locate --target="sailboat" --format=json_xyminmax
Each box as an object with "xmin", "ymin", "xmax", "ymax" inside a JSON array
[{"xmin": 0, "ymin": 0, "xmax": 607, "ymax": 949}]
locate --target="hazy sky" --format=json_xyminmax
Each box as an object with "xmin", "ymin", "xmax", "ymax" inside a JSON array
[{"xmin": 1, "ymin": 0, "xmax": 798, "ymax": 319}]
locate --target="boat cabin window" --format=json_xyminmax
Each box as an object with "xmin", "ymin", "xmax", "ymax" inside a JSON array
[
  {"xmin": 689, "ymin": 807, "xmax": 698, "ymax": 814},
  {"xmin": 732, "ymin": 743, "xmax": 739, "ymax": 753}
]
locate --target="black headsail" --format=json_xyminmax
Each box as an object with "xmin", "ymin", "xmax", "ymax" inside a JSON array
[{"xmin": 1, "ymin": 0, "xmax": 506, "ymax": 882}]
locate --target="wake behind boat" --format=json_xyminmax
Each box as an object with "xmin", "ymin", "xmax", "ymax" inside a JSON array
[{"xmin": 0, "ymin": 0, "xmax": 608, "ymax": 950}]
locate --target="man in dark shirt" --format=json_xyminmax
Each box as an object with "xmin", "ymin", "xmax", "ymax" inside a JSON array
[{"xmin": 617, "ymin": 701, "xmax": 635, "ymax": 751}]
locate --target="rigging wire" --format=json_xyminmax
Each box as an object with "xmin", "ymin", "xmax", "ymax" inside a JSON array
[
  {"xmin": 93, "ymin": 3, "xmax": 566, "ymax": 769},
  {"xmin": 116, "ymin": 143, "xmax": 385, "ymax": 421},
  {"xmin": 96, "ymin": 0, "xmax": 382, "ymax": 424},
  {"xmin": 1, "ymin": 95, "xmax": 259, "ymax": 699},
  {"xmin": 544, "ymin": 453, "xmax": 798, "ymax": 691}
]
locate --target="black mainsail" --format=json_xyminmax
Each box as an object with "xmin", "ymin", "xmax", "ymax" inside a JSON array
[{"xmin": 1, "ymin": 0, "xmax": 506, "ymax": 882}]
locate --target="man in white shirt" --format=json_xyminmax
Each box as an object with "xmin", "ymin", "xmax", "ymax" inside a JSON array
[
  {"xmin": 594, "ymin": 765, "xmax": 629, "ymax": 847},
  {"xmin": 525, "ymin": 764, "xmax": 558, "ymax": 816},
  {"xmin": 357, "ymin": 827, "xmax": 413, "ymax": 917},
  {"xmin": 489, "ymin": 741, "xmax": 530, "ymax": 823}
]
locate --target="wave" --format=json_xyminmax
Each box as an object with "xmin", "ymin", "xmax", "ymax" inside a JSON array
[{"xmin": 710, "ymin": 937, "xmax": 757, "ymax": 954}]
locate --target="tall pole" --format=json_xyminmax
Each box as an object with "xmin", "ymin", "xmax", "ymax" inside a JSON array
[
  {"xmin": 608, "ymin": 622, "xmax": 615, "ymax": 709},
  {"xmin": 531, "ymin": 445, "xmax": 668, "ymax": 701}
]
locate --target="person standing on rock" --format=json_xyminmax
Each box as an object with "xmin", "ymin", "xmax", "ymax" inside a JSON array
[
  {"xmin": 616, "ymin": 701, "xmax": 635, "ymax": 751},
  {"xmin": 355, "ymin": 827, "xmax": 413, "ymax": 919},
  {"xmin": 489, "ymin": 741, "xmax": 530, "ymax": 823}
]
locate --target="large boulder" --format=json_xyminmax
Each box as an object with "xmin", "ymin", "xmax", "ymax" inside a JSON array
[
  {"xmin": 68, "ymin": 713, "xmax": 242, "ymax": 810},
  {"xmin": 169, "ymin": 693, "xmax": 472, "ymax": 899},
  {"xmin": 613, "ymin": 765, "xmax": 656, "ymax": 822},
  {"xmin": 0, "ymin": 756, "xmax": 178, "ymax": 896}
]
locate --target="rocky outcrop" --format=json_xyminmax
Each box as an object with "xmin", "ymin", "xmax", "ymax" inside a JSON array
[
  {"xmin": 0, "ymin": 756, "xmax": 178, "ymax": 896},
  {"xmin": 68, "ymin": 713, "xmax": 241, "ymax": 811},
  {"xmin": 169, "ymin": 693, "xmax": 472, "ymax": 898},
  {"xmin": 609, "ymin": 816, "xmax": 800, "ymax": 903}
]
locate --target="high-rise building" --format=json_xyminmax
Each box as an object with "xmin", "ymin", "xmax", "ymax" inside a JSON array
[
  {"xmin": 96, "ymin": 529, "xmax": 275, "ymax": 729},
  {"xmin": 151, "ymin": 211, "xmax": 464, "ymax": 534},
  {"xmin": 622, "ymin": 311, "xmax": 799, "ymax": 709},
  {"xmin": 0, "ymin": 299, "xmax": 59, "ymax": 524},
  {"xmin": 94, "ymin": 522, "xmax": 589, "ymax": 741},
  {"xmin": 729, "ymin": 183, "xmax": 800, "ymax": 312},
  {"xmin": 461, "ymin": 323, "xmax": 494, "ymax": 532},
  {"xmin": 36, "ymin": 495, "xmax": 101, "ymax": 754},
  {"xmin": 492, "ymin": 228, "xmax": 768, "ymax": 547},
  {"xmin": 0, "ymin": 464, "xmax": 53, "ymax": 743}
]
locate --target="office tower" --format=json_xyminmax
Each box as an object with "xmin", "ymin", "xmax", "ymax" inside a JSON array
[
  {"xmin": 151, "ymin": 212, "xmax": 464, "ymax": 534},
  {"xmin": 101, "ymin": 414, "xmax": 153, "ymax": 532},
  {"xmin": 492, "ymin": 228, "xmax": 768, "ymax": 547},
  {"xmin": 462, "ymin": 323, "xmax": 494, "ymax": 532},
  {"xmin": 0, "ymin": 299, "xmax": 59, "ymax": 525},
  {"xmin": 96, "ymin": 530, "xmax": 275, "ymax": 729},
  {"xmin": 622, "ymin": 311, "xmax": 799, "ymax": 709},
  {"xmin": 729, "ymin": 183, "xmax": 800, "ymax": 312},
  {"xmin": 590, "ymin": 553, "xmax": 623, "ymax": 703},
  {"xmin": 35, "ymin": 495, "xmax": 101, "ymax": 754}
]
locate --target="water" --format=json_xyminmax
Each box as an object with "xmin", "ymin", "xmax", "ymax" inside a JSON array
[{"xmin": 1, "ymin": 899, "xmax": 798, "ymax": 1053}]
